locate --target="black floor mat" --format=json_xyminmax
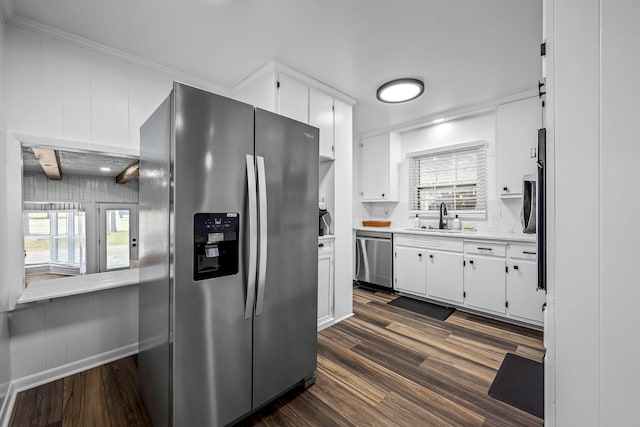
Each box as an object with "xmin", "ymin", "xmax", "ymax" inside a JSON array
[
  {"xmin": 488, "ymin": 353, "xmax": 544, "ymax": 419},
  {"xmin": 387, "ymin": 296, "xmax": 455, "ymax": 321}
]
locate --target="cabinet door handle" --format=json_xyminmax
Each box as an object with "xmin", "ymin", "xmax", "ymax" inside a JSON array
[
  {"xmin": 381, "ymin": 193, "xmax": 385, "ymax": 197},
  {"xmin": 513, "ymin": 265, "xmax": 519, "ymax": 270},
  {"xmin": 429, "ymin": 254, "xmax": 433, "ymax": 259},
  {"xmin": 503, "ymin": 186, "xmax": 509, "ymax": 191},
  {"xmin": 318, "ymin": 243, "xmax": 324, "ymax": 248},
  {"xmin": 469, "ymin": 259, "xmax": 474, "ymax": 264},
  {"xmin": 418, "ymin": 253, "xmax": 422, "ymax": 257},
  {"xmin": 477, "ymin": 247, "xmax": 493, "ymax": 251},
  {"xmin": 523, "ymin": 251, "xmax": 536, "ymax": 255}
]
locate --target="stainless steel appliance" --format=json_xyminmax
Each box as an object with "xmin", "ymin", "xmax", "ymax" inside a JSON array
[
  {"xmin": 138, "ymin": 83, "xmax": 319, "ymax": 426},
  {"xmin": 355, "ymin": 230, "xmax": 392, "ymax": 289},
  {"xmin": 319, "ymin": 202, "xmax": 331, "ymax": 236}
]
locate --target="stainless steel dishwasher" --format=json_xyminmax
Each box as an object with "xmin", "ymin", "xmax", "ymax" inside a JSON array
[{"xmin": 355, "ymin": 230, "xmax": 393, "ymax": 289}]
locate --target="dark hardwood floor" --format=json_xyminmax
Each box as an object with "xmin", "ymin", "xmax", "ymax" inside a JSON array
[
  {"xmin": 9, "ymin": 356, "xmax": 151, "ymax": 427},
  {"xmin": 10, "ymin": 287, "xmax": 544, "ymax": 426}
]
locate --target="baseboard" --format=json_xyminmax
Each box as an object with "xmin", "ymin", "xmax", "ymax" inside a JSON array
[
  {"xmin": 0, "ymin": 382, "xmax": 16, "ymax": 427},
  {"xmin": 333, "ymin": 312, "xmax": 354, "ymax": 324},
  {"xmin": 10, "ymin": 343, "xmax": 139, "ymax": 395}
]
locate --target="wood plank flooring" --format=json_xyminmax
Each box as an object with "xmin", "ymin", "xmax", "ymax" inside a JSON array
[
  {"xmin": 10, "ymin": 286, "xmax": 544, "ymax": 426},
  {"xmin": 9, "ymin": 356, "xmax": 151, "ymax": 427},
  {"xmin": 241, "ymin": 287, "xmax": 544, "ymax": 426}
]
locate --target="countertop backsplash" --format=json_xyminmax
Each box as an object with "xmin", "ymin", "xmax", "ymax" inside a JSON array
[{"xmin": 355, "ymin": 197, "xmax": 526, "ymax": 234}]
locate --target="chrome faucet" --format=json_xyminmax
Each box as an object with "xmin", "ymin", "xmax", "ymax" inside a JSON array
[{"xmin": 439, "ymin": 202, "xmax": 448, "ymax": 229}]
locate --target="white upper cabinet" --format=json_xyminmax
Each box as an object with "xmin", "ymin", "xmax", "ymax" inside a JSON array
[
  {"xmin": 309, "ymin": 88, "xmax": 335, "ymax": 160},
  {"xmin": 233, "ymin": 62, "xmax": 356, "ymax": 161},
  {"xmin": 277, "ymin": 73, "xmax": 309, "ymax": 124},
  {"xmin": 359, "ymin": 133, "xmax": 400, "ymax": 201},
  {"xmin": 496, "ymin": 96, "xmax": 542, "ymax": 197}
]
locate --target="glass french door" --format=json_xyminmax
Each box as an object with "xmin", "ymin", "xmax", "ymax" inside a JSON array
[{"xmin": 98, "ymin": 203, "xmax": 138, "ymax": 272}]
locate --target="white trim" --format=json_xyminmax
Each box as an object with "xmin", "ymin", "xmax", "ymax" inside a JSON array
[
  {"xmin": 233, "ymin": 60, "xmax": 357, "ymax": 106},
  {"xmin": 317, "ymin": 319, "xmax": 335, "ymax": 332},
  {"xmin": 406, "ymin": 140, "xmax": 487, "ymax": 159},
  {"xmin": 13, "ymin": 133, "xmax": 140, "ymax": 158},
  {"xmin": 0, "ymin": 343, "xmax": 137, "ymax": 427},
  {"xmin": 11, "ymin": 343, "xmax": 138, "ymax": 393},
  {"xmin": 0, "ymin": 0, "xmax": 14, "ymax": 22},
  {"xmin": 0, "ymin": 382, "xmax": 16, "ymax": 427},
  {"xmin": 332, "ymin": 312, "xmax": 354, "ymax": 324},
  {"xmin": 6, "ymin": 16, "xmax": 228, "ymax": 96},
  {"xmin": 359, "ymin": 89, "xmax": 538, "ymax": 140},
  {"xmin": 15, "ymin": 268, "xmax": 139, "ymax": 306}
]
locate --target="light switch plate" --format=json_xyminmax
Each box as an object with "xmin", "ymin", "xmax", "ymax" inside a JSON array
[{"xmin": 530, "ymin": 147, "xmax": 537, "ymax": 158}]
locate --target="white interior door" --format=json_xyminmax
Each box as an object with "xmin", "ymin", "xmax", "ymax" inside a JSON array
[{"xmin": 98, "ymin": 203, "xmax": 138, "ymax": 272}]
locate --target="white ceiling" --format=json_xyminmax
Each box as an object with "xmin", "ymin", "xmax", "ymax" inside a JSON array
[{"xmin": 8, "ymin": 0, "xmax": 542, "ymax": 136}]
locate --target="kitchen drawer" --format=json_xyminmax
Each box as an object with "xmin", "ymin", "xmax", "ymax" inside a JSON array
[
  {"xmin": 318, "ymin": 238, "xmax": 334, "ymax": 254},
  {"xmin": 509, "ymin": 243, "xmax": 537, "ymax": 260},
  {"xmin": 464, "ymin": 240, "xmax": 507, "ymax": 257},
  {"xmin": 394, "ymin": 234, "xmax": 463, "ymax": 252}
]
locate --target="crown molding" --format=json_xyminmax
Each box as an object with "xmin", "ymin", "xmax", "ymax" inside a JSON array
[
  {"xmin": 357, "ymin": 88, "xmax": 539, "ymax": 139},
  {"xmin": 6, "ymin": 14, "xmax": 229, "ymax": 95},
  {"xmin": 0, "ymin": 0, "xmax": 15, "ymax": 21},
  {"xmin": 233, "ymin": 59, "xmax": 357, "ymax": 106}
]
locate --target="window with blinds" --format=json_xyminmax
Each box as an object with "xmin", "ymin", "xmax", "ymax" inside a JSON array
[{"xmin": 408, "ymin": 142, "xmax": 487, "ymax": 217}]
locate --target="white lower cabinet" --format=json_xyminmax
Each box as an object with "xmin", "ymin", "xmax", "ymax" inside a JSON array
[
  {"xmin": 463, "ymin": 255, "xmax": 507, "ymax": 314},
  {"xmin": 426, "ymin": 250, "xmax": 464, "ymax": 304},
  {"xmin": 318, "ymin": 238, "xmax": 334, "ymax": 330},
  {"xmin": 393, "ymin": 233, "xmax": 543, "ymax": 328},
  {"xmin": 507, "ymin": 244, "xmax": 544, "ymax": 325},
  {"xmin": 394, "ymin": 246, "xmax": 426, "ymax": 296}
]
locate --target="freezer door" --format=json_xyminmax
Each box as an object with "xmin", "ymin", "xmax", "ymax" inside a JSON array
[
  {"xmin": 253, "ymin": 109, "xmax": 319, "ymax": 407},
  {"xmin": 172, "ymin": 84, "xmax": 255, "ymax": 426}
]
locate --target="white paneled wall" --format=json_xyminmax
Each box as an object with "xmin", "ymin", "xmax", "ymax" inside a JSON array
[
  {"xmin": 5, "ymin": 24, "xmax": 176, "ymax": 151},
  {"xmin": 23, "ymin": 172, "xmax": 138, "ymax": 203},
  {"xmin": 0, "ymin": 12, "xmax": 12, "ymax": 418},
  {"xmin": 9, "ymin": 285, "xmax": 138, "ymax": 381},
  {"xmin": 353, "ymin": 111, "xmax": 526, "ymax": 233}
]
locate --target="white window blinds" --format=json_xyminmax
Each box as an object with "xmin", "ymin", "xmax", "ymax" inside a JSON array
[{"xmin": 408, "ymin": 143, "xmax": 487, "ymax": 217}]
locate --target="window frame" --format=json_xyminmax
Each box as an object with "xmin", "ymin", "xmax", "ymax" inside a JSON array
[
  {"xmin": 407, "ymin": 140, "xmax": 488, "ymax": 219},
  {"xmin": 23, "ymin": 204, "xmax": 87, "ymax": 275}
]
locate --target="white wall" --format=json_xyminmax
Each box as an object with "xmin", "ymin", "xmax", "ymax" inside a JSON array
[
  {"xmin": 354, "ymin": 111, "xmax": 525, "ymax": 233},
  {"xmin": 9, "ymin": 285, "xmax": 138, "ymax": 382},
  {"xmin": 547, "ymin": 0, "xmax": 640, "ymax": 425},
  {"xmin": 0, "ymin": 11, "xmax": 12, "ymax": 415},
  {"xmin": 2, "ymin": 24, "xmax": 225, "ymax": 394}
]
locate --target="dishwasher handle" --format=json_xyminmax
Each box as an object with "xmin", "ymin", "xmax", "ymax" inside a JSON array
[
  {"xmin": 355, "ymin": 240, "xmax": 361, "ymax": 278},
  {"xmin": 356, "ymin": 235, "xmax": 391, "ymax": 243}
]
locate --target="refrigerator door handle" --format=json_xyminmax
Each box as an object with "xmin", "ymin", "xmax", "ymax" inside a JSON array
[
  {"xmin": 245, "ymin": 155, "xmax": 258, "ymax": 320},
  {"xmin": 255, "ymin": 155, "xmax": 268, "ymax": 316}
]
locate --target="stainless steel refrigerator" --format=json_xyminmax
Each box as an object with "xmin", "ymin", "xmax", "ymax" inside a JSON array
[{"xmin": 138, "ymin": 82, "xmax": 319, "ymax": 426}]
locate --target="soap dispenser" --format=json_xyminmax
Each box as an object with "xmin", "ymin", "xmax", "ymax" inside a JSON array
[
  {"xmin": 414, "ymin": 214, "xmax": 420, "ymax": 229},
  {"xmin": 452, "ymin": 215, "xmax": 461, "ymax": 230}
]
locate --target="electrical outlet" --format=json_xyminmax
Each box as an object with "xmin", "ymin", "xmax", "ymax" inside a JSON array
[{"xmin": 489, "ymin": 208, "xmax": 502, "ymax": 220}]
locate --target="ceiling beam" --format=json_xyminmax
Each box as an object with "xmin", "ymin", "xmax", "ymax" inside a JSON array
[
  {"xmin": 116, "ymin": 160, "xmax": 140, "ymax": 184},
  {"xmin": 32, "ymin": 148, "xmax": 62, "ymax": 180}
]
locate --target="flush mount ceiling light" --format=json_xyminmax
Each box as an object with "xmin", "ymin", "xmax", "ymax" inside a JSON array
[{"xmin": 376, "ymin": 78, "xmax": 425, "ymax": 103}]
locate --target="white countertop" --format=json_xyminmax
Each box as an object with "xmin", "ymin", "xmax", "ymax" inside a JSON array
[
  {"xmin": 354, "ymin": 225, "xmax": 536, "ymax": 243},
  {"xmin": 17, "ymin": 268, "xmax": 140, "ymax": 305}
]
